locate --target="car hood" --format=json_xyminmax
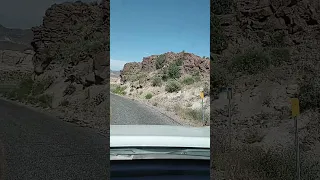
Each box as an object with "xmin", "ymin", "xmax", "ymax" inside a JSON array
[{"xmin": 110, "ymin": 125, "xmax": 210, "ymax": 148}]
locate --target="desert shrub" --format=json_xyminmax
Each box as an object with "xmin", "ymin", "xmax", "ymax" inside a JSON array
[
  {"xmin": 182, "ymin": 76, "xmax": 195, "ymax": 85},
  {"xmin": 214, "ymin": 145, "xmax": 320, "ymax": 180},
  {"xmin": 38, "ymin": 94, "xmax": 53, "ymax": 108},
  {"xmin": 156, "ymin": 54, "xmax": 166, "ymax": 69},
  {"xmin": 145, "ymin": 93, "xmax": 152, "ymax": 99},
  {"xmin": 192, "ymin": 71, "xmax": 201, "ymax": 81},
  {"xmin": 230, "ymin": 49, "xmax": 270, "ymax": 74},
  {"xmin": 112, "ymin": 85, "xmax": 127, "ymax": 95},
  {"xmin": 269, "ymin": 48, "xmax": 290, "ymax": 66},
  {"xmin": 167, "ymin": 63, "xmax": 181, "ymax": 79},
  {"xmin": 175, "ymin": 58, "xmax": 184, "ymax": 66},
  {"xmin": 13, "ymin": 77, "xmax": 34, "ymax": 101},
  {"xmin": 165, "ymin": 80, "xmax": 181, "ymax": 93},
  {"xmin": 152, "ymin": 77, "xmax": 162, "ymax": 87},
  {"xmin": 32, "ymin": 77, "xmax": 53, "ymax": 96},
  {"xmin": 60, "ymin": 99, "xmax": 70, "ymax": 107}
]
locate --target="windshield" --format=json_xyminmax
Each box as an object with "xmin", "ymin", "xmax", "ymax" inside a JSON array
[{"xmin": 110, "ymin": 0, "xmax": 210, "ymax": 151}]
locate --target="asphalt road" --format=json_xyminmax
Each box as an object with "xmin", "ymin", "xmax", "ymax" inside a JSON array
[
  {"xmin": 110, "ymin": 93, "xmax": 178, "ymax": 125},
  {"xmin": 0, "ymin": 99, "xmax": 108, "ymax": 180}
]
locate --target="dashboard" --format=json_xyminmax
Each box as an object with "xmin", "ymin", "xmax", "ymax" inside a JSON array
[{"xmin": 111, "ymin": 159, "xmax": 210, "ymax": 180}]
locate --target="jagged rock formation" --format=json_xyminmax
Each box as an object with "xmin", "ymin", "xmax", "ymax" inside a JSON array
[
  {"xmin": 31, "ymin": 1, "xmax": 108, "ymax": 84},
  {"xmin": 120, "ymin": 51, "xmax": 210, "ymax": 83},
  {"xmin": 0, "ymin": 1, "xmax": 109, "ymax": 134}
]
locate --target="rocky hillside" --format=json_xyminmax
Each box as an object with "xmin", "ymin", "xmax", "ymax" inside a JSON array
[
  {"xmin": 0, "ymin": 1, "xmax": 109, "ymax": 134},
  {"xmin": 0, "ymin": 24, "xmax": 33, "ymax": 51},
  {"xmin": 113, "ymin": 51, "xmax": 210, "ymax": 126},
  {"xmin": 120, "ymin": 51, "xmax": 210, "ymax": 83},
  {"xmin": 211, "ymin": 0, "xmax": 320, "ymax": 179}
]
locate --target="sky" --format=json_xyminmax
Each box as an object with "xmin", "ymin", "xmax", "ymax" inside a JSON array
[
  {"xmin": 110, "ymin": 0, "xmax": 210, "ymax": 71},
  {"xmin": 0, "ymin": 0, "xmax": 96, "ymax": 29}
]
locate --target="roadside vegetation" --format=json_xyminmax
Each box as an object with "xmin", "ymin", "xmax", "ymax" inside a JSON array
[
  {"xmin": 1, "ymin": 76, "xmax": 54, "ymax": 108},
  {"xmin": 212, "ymin": 132, "xmax": 320, "ymax": 180},
  {"xmin": 174, "ymin": 105, "xmax": 209, "ymax": 124},
  {"xmin": 111, "ymin": 84, "xmax": 127, "ymax": 95}
]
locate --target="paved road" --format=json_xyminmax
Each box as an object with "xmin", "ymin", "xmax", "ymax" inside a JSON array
[
  {"xmin": 0, "ymin": 99, "xmax": 108, "ymax": 180},
  {"xmin": 110, "ymin": 93, "xmax": 178, "ymax": 125}
]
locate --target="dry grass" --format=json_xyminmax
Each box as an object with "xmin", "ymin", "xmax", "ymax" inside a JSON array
[{"xmin": 211, "ymin": 129, "xmax": 320, "ymax": 180}]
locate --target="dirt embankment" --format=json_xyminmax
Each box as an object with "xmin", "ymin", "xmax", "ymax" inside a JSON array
[
  {"xmin": 211, "ymin": 0, "xmax": 320, "ymax": 179},
  {"xmin": 0, "ymin": 0, "xmax": 109, "ymax": 134},
  {"xmin": 112, "ymin": 51, "xmax": 210, "ymax": 126}
]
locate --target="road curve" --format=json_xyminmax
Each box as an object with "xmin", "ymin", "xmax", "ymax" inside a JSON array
[
  {"xmin": 0, "ymin": 99, "xmax": 108, "ymax": 179},
  {"xmin": 110, "ymin": 93, "xmax": 178, "ymax": 125}
]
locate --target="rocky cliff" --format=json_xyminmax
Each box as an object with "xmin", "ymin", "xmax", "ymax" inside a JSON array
[
  {"xmin": 0, "ymin": 1, "xmax": 109, "ymax": 134},
  {"xmin": 212, "ymin": 0, "xmax": 320, "ymax": 179}
]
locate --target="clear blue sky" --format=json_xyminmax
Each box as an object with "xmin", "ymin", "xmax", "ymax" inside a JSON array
[{"xmin": 110, "ymin": 0, "xmax": 210, "ymax": 70}]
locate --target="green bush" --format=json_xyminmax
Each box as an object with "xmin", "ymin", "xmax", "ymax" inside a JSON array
[
  {"xmin": 269, "ymin": 48, "xmax": 290, "ymax": 66},
  {"xmin": 145, "ymin": 93, "xmax": 152, "ymax": 99},
  {"xmin": 182, "ymin": 76, "xmax": 195, "ymax": 85},
  {"xmin": 32, "ymin": 78, "xmax": 53, "ymax": 96},
  {"xmin": 112, "ymin": 85, "xmax": 127, "ymax": 95},
  {"xmin": 60, "ymin": 99, "xmax": 70, "ymax": 107},
  {"xmin": 175, "ymin": 58, "xmax": 183, "ymax": 66},
  {"xmin": 165, "ymin": 80, "xmax": 181, "ymax": 93},
  {"xmin": 167, "ymin": 63, "xmax": 181, "ymax": 79},
  {"xmin": 38, "ymin": 94, "xmax": 53, "ymax": 108},
  {"xmin": 156, "ymin": 54, "xmax": 166, "ymax": 69},
  {"xmin": 192, "ymin": 71, "xmax": 201, "ymax": 81},
  {"xmin": 152, "ymin": 77, "xmax": 162, "ymax": 87},
  {"xmin": 14, "ymin": 77, "xmax": 34, "ymax": 101},
  {"xmin": 231, "ymin": 49, "xmax": 270, "ymax": 74}
]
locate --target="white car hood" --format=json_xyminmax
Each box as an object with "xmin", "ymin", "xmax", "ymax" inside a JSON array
[{"xmin": 110, "ymin": 125, "xmax": 210, "ymax": 148}]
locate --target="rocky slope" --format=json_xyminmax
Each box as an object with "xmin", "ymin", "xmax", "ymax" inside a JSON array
[
  {"xmin": 0, "ymin": 1, "xmax": 109, "ymax": 134},
  {"xmin": 114, "ymin": 51, "xmax": 210, "ymax": 126},
  {"xmin": 211, "ymin": 0, "xmax": 320, "ymax": 179}
]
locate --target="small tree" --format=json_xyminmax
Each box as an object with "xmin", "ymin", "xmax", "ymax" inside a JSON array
[
  {"xmin": 156, "ymin": 55, "xmax": 165, "ymax": 69},
  {"xmin": 165, "ymin": 80, "xmax": 181, "ymax": 93},
  {"xmin": 168, "ymin": 63, "xmax": 181, "ymax": 79}
]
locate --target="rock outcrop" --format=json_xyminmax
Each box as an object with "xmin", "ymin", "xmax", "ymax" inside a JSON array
[
  {"xmin": 31, "ymin": 1, "xmax": 108, "ymax": 85},
  {"xmin": 0, "ymin": 1, "xmax": 109, "ymax": 134},
  {"xmin": 120, "ymin": 51, "xmax": 210, "ymax": 83}
]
